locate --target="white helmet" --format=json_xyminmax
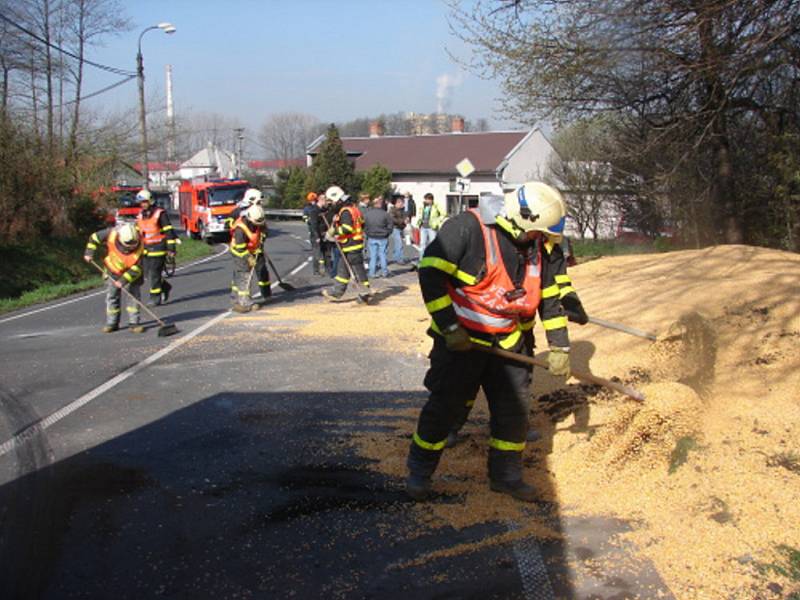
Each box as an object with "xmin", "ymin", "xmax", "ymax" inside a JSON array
[
  {"xmin": 503, "ymin": 182, "xmax": 566, "ymax": 234},
  {"xmin": 135, "ymin": 189, "xmax": 152, "ymax": 204},
  {"xmin": 325, "ymin": 185, "xmax": 345, "ymax": 203},
  {"xmin": 117, "ymin": 222, "xmax": 139, "ymax": 248},
  {"xmin": 242, "ymin": 188, "xmax": 263, "ymax": 207},
  {"xmin": 246, "ymin": 204, "xmax": 266, "ymax": 225}
]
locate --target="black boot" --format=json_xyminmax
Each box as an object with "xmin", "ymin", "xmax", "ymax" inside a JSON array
[
  {"xmin": 488, "ymin": 447, "xmax": 537, "ymax": 503},
  {"xmin": 406, "ymin": 440, "xmax": 443, "ymax": 502}
]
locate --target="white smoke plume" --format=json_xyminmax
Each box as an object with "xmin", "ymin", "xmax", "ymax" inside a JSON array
[{"xmin": 436, "ymin": 72, "xmax": 463, "ymax": 114}]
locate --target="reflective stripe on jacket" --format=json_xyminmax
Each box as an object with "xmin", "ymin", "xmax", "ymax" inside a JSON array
[
  {"xmin": 334, "ymin": 205, "xmax": 364, "ymax": 252},
  {"xmin": 136, "ymin": 208, "xmax": 166, "ymax": 247},
  {"xmin": 230, "ymin": 217, "xmax": 263, "ymax": 257},
  {"xmin": 104, "ymin": 230, "xmax": 144, "ymax": 279},
  {"xmin": 447, "ymin": 209, "xmax": 541, "ymax": 335}
]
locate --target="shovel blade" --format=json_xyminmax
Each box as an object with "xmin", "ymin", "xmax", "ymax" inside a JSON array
[
  {"xmin": 157, "ymin": 324, "xmax": 179, "ymax": 337},
  {"xmin": 278, "ymin": 282, "xmax": 296, "ymax": 291}
]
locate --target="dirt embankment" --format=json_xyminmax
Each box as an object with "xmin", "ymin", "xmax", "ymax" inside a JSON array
[{"xmin": 263, "ymin": 245, "xmax": 800, "ymax": 599}]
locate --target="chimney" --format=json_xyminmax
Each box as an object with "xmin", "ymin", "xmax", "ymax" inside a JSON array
[
  {"xmin": 369, "ymin": 120, "xmax": 384, "ymax": 138},
  {"xmin": 451, "ymin": 116, "xmax": 465, "ymax": 134}
]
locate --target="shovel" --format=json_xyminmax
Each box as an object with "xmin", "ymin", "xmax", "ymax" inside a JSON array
[
  {"xmin": 321, "ymin": 214, "xmax": 371, "ymax": 304},
  {"xmin": 262, "ymin": 252, "xmax": 296, "ymax": 292},
  {"xmin": 89, "ymin": 260, "xmax": 179, "ymax": 337},
  {"xmin": 588, "ymin": 316, "xmax": 657, "ymax": 341},
  {"xmin": 473, "ymin": 345, "xmax": 645, "ymax": 402}
]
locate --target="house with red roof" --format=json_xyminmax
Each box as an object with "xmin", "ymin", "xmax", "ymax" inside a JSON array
[{"xmin": 306, "ymin": 118, "xmax": 559, "ymax": 216}]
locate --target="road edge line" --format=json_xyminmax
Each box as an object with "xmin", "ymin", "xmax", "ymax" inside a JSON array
[{"xmin": 0, "ymin": 309, "xmax": 232, "ymax": 458}]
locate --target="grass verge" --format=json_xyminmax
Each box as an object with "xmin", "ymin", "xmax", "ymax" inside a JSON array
[{"xmin": 0, "ymin": 237, "xmax": 216, "ymax": 315}]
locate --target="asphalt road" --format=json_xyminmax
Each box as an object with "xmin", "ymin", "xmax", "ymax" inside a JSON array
[{"xmin": 0, "ymin": 220, "xmax": 674, "ymax": 599}]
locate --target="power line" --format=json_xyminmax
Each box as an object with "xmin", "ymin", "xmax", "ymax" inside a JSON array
[
  {"xmin": 0, "ymin": 12, "xmax": 135, "ymax": 77},
  {"xmin": 59, "ymin": 74, "xmax": 136, "ymax": 107}
]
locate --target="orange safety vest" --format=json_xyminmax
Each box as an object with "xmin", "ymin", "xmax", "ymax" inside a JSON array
[
  {"xmin": 104, "ymin": 230, "xmax": 143, "ymax": 276},
  {"xmin": 231, "ymin": 216, "xmax": 263, "ymax": 254},
  {"xmin": 334, "ymin": 205, "xmax": 364, "ymax": 246},
  {"xmin": 448, "ymin": 210, "xmax": 542, "ymax": 335},
  {"xmin": 136, "ymin": 208, "xmax": 166, "ymax": 247}
]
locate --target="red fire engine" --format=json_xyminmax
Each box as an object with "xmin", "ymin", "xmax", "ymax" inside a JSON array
[{"xmin": 178, "ymin": 178, "xmax": 249, "ymax": 242}]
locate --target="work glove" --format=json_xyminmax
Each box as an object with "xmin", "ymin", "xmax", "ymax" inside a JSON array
[
  {"xmin": 548, "ymin": 348, "xmax": 571, "ymax": 377},
  {"xmin": 442, "ymin": 324, "xmax": 472, "ymax": 352},
  {"xmin": 83, "ymin": 254, "xmax": 93, "ymax": 264},
  {"xmin": 168, "ymin": 250, "xmax": 176, "ymax": 258},
  {"xmin": 247, "ymin": 255, "xmax": 257, "ymax": 269},
  {"xmin": 562, "ymin": 295, "xmax": 589, "ymax": 325}
]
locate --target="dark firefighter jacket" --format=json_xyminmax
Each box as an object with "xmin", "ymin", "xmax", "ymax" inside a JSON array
[
  {"xmin": 136, "ymin": 207, "xmax": 177, "ymax": 257},
  {"xmin": 419, "ymin": 211, "xmax": 572, "ymax": 350}
]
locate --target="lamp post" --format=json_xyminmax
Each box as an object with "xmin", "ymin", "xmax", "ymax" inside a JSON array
[{"xmin": 137, "ymin": 22, "xmax": 176, "ymax": 190}]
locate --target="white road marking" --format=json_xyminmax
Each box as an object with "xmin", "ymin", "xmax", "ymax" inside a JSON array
[
  {"xmin": 0, "ymin": 246, "xmax": 229, "ymax": 325},
  {"xmin": 0, "ymin": 309, "xmax": 232, "ymax": 458}
]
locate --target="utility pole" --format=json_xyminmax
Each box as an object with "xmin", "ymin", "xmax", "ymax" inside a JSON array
[{"xmin": 234, "ymin": 127, "xmax": 245, "ymax": 177}]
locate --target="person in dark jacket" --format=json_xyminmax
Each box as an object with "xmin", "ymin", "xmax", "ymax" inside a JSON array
[
  {"xmin": 405, "ymin": 182, "xmax": 574, "ymax": 503},
  {"xmin": 135, "ymin": 189, "xmax": 177, "ymax": 306},
  {"xmin": 363, "ymin": 195, "xmax": 393, "ymax": 279},
  {"xmin": 302, "ymin": 192, "xmax": 326, "ymax": 276},
  {"xmin": 389, "ymin": 196, "xmax": 408, "ymax": 264}
]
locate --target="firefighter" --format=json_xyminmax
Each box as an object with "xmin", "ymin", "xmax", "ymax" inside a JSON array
[
  {"xmin": 405, "ymin": 182, "xmax": 574, "ymax": 503},
  {"xmin": 135, "ymin": 189, "xmax": 177, "ymax": 305},
  {"xmin": 446, "ymin": 244, "xmax": 590, "ymax": 446},
  {"xmin": 302, "ymin": 192, "xmax": 326, "ymax": 276},
  {"xmin": 228, "ymin": 188, "xmax": 264, "ymax": 226},
  {"xmin": 321, "ymin": 186, "xmax": 371, "ymax": 301},
  {"xmin": 83, "ymin": 222, "xmax": 145, "ymax": 333},
  {"xmin": 230, "ymin": 204, "xmax": 270, "ymax": 313}
]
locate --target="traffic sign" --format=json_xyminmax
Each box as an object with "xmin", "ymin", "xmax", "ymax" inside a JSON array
[
  {"xmin": 456, "ymin": 158, "xmax": 475, "ymax": 178},
  {"xmin": 456, "ymin": 177, "xmax": 471, "ymax": 192}
]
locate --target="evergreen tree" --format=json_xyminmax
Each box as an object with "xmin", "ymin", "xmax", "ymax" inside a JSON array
[
  {"xmin": 283, "ymin": 166, "xmax": 308, "ymax": 208},
  {"xmin": 360, "ymin": 164, "xmax": 393, "ymax": 199},
  {"xmin": 306, "ymin": 124, "xmax": 355, "ymax": 195}
]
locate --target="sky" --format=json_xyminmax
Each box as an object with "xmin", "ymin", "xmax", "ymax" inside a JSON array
[{"xmin": 81, "ymin": 0, "xmax": 523, "ymax": 147}]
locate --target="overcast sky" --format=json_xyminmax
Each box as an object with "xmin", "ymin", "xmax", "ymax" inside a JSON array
[{"xmin": 82, "ymin": 0, "xmax": 523, "ymax": 137}]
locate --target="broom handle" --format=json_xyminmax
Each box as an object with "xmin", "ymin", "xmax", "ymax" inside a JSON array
[
  {"xmin": 588, "ymin": 316, "xmax": 657, "ymax": 341},
  {"xmin": 89, "ymin": 259, "xmax": 167, "ymax": 327},
  {"xmin": 473, "ymin": 345, "xmax": 645, "ymax": 402}
]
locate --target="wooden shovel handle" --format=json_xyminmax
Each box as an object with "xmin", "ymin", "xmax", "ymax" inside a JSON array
[{"xmin": 473, "ymin": 345, "xmax": 645, "ymax": 402}]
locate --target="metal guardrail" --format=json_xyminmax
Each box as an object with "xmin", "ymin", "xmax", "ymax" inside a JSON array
[{"xmin": 264, "ymin": 208, "xmax": 303, "ymax": 219}]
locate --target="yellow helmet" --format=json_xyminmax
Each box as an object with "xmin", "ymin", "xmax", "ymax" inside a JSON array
[
  {"xmin": 243, "ymin": 188, "xmax": 263, "ymax": 206},
  {"xmin": 135, "ymin": 189, "xmax": 152, "ymax": 204},
  {"xmin": 503, "ymin": 182, "xmax": 566, "ymax": 234},
  {"xmin": 325, "ymin": 185, "xmax": 345, "ymax": 203},
  {"xmin": 117, "ymin": 222, "xmax": 139, "ymax": 248},
  {"xmin": 246, "ymin": 204, "xmax": 266, "ymax": 225}
]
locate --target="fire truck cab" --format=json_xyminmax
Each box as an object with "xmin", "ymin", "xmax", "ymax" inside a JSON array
[
  {"xmin": 178, "ymin": 178, "xmax": 249, "ymax": 242},
  {"xmin": 112, "ymin": 185, "xmax": 172, "ymax": 224}
]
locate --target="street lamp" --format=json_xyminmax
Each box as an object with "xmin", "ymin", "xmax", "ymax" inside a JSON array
[{"xmin": 137, "ymin": 22, "xmax": 176, "ymax": 190}]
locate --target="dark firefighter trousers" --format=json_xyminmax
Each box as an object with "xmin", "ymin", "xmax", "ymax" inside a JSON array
[
  {"xmin": 142, "ymin": 254, "xmax": 171, "ymax": 304},
  {"xmin": 105, "ymin": 277, "xmax": 141, "ymax": 327},
  {"xmin": 407, "ymin": 334, "xmax": 533, "ymax": 484},
  {"xmin": 231, "ymin": 253, "xmax": 270, "ymax": 308},
  {"xmin": 309, "ymin": 232, "xmax": 325, "ymax": 275},
  {"xmin": 329, "ymin": 249, "xmax": 369, "ymax": 297}
]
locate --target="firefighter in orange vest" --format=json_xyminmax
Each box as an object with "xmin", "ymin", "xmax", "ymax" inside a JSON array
[
  {"xmin": 83, "ymin": 222, "xmax": 145, "ymax": 333},
  {"xmin": 135, "ymin": 189, "xmax": 177, "ymax": 306},
  {"xmin": 406, "ymin": 182, "xmax": 573, "ymax": 503},
  {"xmin": 230, "ymin": 204, "xmax": 270, "ymax": 313},
  {"xmin": 321, "ymin": 185, "xmax": 371, "ymax": 301}
]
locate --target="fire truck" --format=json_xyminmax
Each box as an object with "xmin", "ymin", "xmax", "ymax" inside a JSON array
[
  {"xmin": 178, "ymin": 178, "xmax": 250, "ymax": 242},
  {"xmin": 111, "ymin": 185, "xmax": 172, "ymax": 224}
]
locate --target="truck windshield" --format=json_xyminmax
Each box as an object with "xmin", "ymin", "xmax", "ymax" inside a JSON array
[
  {"xmin": 117, "ymin": 192, "xmax": 140, "ymax": 208},
  {"xmin": 208, "ymin": 187, "xmax": 246, "ymax": 206}
]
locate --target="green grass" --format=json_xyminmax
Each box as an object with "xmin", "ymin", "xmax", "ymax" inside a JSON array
[
  {"xmin": 755, "ymin": 545, "xmax": 800, "ymax": 585},
  {"xmin": 0, "ymin": 236, "xmax": 216, "ymax": 315},
  {"xmin": 572, "ymin": 238, "xmax": 672, "ymax": 262}
]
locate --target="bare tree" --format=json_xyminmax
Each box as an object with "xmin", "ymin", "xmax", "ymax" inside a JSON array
[
  {"xmin": 449, "ymin": 0, "xmax": 800, "ymax": 246},
  {"xmin": 258, "ymin": 112, "xmax": 321, "ymax": 161},
  {"xmin": 65, "ymin": 0, "xmax": 130, "ymax": 162}
]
